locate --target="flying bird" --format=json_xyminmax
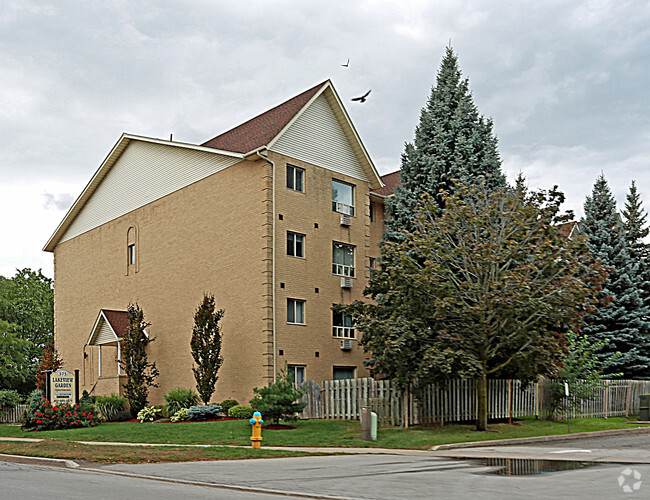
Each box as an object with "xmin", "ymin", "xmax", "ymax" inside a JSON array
[
  {"xmin": 351, "ymin": 90, "xmax": 371, "ymax": 103},
  {"xmin": 341, "ymin": 58, "xmax": 350, "ymax": 67}
]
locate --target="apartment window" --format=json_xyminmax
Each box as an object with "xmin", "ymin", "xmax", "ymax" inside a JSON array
[
  {"xmin": 287, "ymin": 299, "xmax": 305, "ymax": 324},
  {"xmin": 369, "ymin": 201, "xmax": 375, "ymax": 222},
  {"xmin": 287, "ymin": 232, "xmax": 304, "ymax": 258},
  {"xmin": 286, "ymin": 164, "xmax": 304, "ymax": 192},
  {"xmin": 333, "ymin": 309, "xmax": 355, "ymax": 338},
  {"xmin": 369, "ymin": 257, "xmax": 376, "ymax": 271},
  {"xmin": 333, "ymin": 366, "xmax": 356, "ymax": 380},
  {"xmin": 288, "ymin": 365, "xmax": 305, "ymax": 385},
  {"xmin": 333, "ymin": 242, "xmax": 355, "ymax": 277},
  {"xmin": 332, "ymin": 180, "xmax": 354, "ymax": 216},
  {"xmin": 128, "ymin": 244, "xmax": 136, "ymax": 265}
]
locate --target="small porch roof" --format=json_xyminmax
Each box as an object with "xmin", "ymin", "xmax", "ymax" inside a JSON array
[{"xmin": 87, "ymin": 309, "xmax": 130, "ymax": 346}]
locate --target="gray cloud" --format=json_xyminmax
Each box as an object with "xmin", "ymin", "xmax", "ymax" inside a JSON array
[
  {"xmin": 2, "ymin": 0, "xmax": 650, "ymax": 277},
  {"xmin": 42, "ymin": 192, "xmax": 74, "ymax": 211}
]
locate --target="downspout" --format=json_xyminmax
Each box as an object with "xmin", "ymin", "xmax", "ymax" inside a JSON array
[{"xmin": 256, "ymin": 150, "xmax": 277, "ymax": 382}]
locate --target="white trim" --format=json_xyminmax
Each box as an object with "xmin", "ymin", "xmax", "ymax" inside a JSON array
[
  {"xmin": 98, "ymin": 345, "xmax": 102, "ymax": 378},
  {"xmin": 44, "ymin": 134, "xmax": 244, "ymax": 252}
]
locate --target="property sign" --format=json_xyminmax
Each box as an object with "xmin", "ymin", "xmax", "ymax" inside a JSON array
[{"xmin": 50, "ymin": 369, "xmax": 76, "ymax": 405}]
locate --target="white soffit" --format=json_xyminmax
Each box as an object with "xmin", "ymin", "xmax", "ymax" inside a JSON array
[{"xmin": 53, "ymin": 138, "xmax": 242, "ymax": 246}]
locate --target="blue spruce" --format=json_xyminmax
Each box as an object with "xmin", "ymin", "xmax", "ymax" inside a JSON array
[
  {"xmin": 580, "ymin": 174, "xmax": 650, "ymax": 378},
  {"xmin": 385, "ymin": 46, "xmax": 506, "ymax": 241}
]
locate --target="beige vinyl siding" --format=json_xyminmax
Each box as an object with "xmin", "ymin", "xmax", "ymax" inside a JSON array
[
  {"xmin": 60, "ymin": 141, "xmax": 240, "ymax": 244},
  {"xmin": 91, "ymin": 318, "xmax": 118, "ymax": 345},
  {"xmin": 271, "ymin": 94, "xmax": 369, "ymax": 182}
]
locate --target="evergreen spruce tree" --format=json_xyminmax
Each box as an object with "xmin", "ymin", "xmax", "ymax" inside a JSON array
[
  {"xmin": 621, "ymin": 180, "xmax": 650, "ymax": 313},
  {"xmin": 580, "ymin": 174, "xmax": 650, "ymax": 378},
  {"xmin": 385, "ymin": 46, "xmax": 506, "ymax": 240}
]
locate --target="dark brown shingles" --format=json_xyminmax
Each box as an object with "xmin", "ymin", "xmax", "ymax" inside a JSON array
[
  {"xmin": 372, "ymin": 170, "xmax": 400, "ymax": 196},
  {"xmin": 201, "ymin": 81, "xmax": 327, "ymax": 154},
  {"xmin": 101, "ymin": 309, "xmax": 130, "ymax": 338}
]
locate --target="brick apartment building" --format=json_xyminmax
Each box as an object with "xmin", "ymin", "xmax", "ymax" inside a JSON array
[{"xmin": 44, "ymin": 80, "xmax": 400, "ymax": 404}]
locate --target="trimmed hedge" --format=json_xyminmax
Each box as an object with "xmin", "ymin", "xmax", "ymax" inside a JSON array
[{"xmin": 228, "ymin": 405, "xmax": 253, "ymax": 419}]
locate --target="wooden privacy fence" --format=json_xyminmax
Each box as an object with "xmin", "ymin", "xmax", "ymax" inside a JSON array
[
  {"xmin": 299, "ymin": 378, "xmax": 650, "ymax": 426},
  {"xmin": 0, "ymin": 405, "xmax": 27, "ymax": 424}
]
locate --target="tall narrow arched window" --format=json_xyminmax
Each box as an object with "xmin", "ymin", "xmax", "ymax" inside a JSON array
[{"xmin": 127, "ymin": 226, "xmax": 138, "ymax": 274}]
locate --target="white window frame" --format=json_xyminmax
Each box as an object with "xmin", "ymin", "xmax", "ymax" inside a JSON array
[
  {"xmin": 287, "ymin": 164, "xmax": 304, "ymax": 192},
  {"xmin": 332, "ymin": 180, "xmax": 355, "ymax": 216},
  {"xmin": 332, "ymin": 242, "xmax": 355, "ymax": 277},
  {"xmin": 333, "ymin": 309, "xmax": 355, "ymax": 339},
  {"xmin": 287, "ymin": 298, "xmax": 306, "ymax": 325},
  {"xmin": 287, "ymin": 231, "xmax": 305, "ymax": 258}
]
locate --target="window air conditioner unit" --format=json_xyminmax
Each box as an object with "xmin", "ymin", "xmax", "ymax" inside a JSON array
[
  {"xmin": 340, "ymin": 215, "xmax": 351, "ymax": 226},
  {"xmin": 340, "ymin": 339, "xmax": 352, "ymax": 350},
  {"xmin": 341, "ymin": 277, "xmax": 353, "ymax": 288}
]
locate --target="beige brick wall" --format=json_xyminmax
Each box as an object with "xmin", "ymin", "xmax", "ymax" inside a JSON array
[{"xmin": 53, "ymin": 150, "xmax": 383, "ymax": 406}]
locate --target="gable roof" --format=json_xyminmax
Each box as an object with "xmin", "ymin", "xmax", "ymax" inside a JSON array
[
  {"xmin": 87, "ymin": 309, "xmax": 130, "ymax": 345},
  {"xmin": 201, "ymin": 82, "xmax": 325, "ymax": 154},
  {"xmin": 202, "ymin": 80, "xmax": 383, "ymax": 189},
  {"xmin": 372, "ymin": 170, "xmax": 401, "ymax": 196}
]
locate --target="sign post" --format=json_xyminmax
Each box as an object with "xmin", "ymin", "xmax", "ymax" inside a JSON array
[
  {"xmin": 50, "ymin": 369, "xmax": 77, "ymax": 405},
  {"xmin": 565, "ymin": 382, "xmax": 571, "ymax": 433}
]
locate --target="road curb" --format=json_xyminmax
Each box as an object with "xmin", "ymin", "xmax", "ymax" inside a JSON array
[
  {"xmin": 0, "ymin": 453, "xmax": 79, "ymax": 469},
  {"xmin": 431, "ymin": 426, "xmax": 650, "ymax": 450}
]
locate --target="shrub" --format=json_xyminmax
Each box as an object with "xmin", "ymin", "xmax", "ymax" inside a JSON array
[
  {"xmin": 114, "ymin": 410, "xmax": 133, "ymax": 422},
  {"xmin": 0, "ymin": 390, "xmax": 21, "ymax": 409},
  {"xmin": 220, "ymin": 399, "xmax": 239, "ymax": 414},
  {"xmin": 137, "ymin": 406, "xmax": 161, "ymax": 422},
  {"xmin": 94, "ymin": 394, "xmax": 127, "ymax": 421},
  {"xmin": 79, "ymin": 390, "xmax": 95, "ymax": 413},
  {"xmin": 228, "ymin": 405, "xmax": 253, "ymax": 419},
  {"xmin": 188, "ymin": 404, "xmax": 222, "ymax": 421},
  {"xmin": 27, "ymin": 390, "xmax": 44, "ymax": 411},
  {"xmin": 250, "ymin": 367, "xmax": 306, "ymax": 424},
  {"xmin": 164, "ymin": 388, "xmax": 199, "ymax": 416},
  {"xmin": 21, "ymin": 399, "xmax": 100, "ymax": 431},
  {"xmin": 171, "ymin": 408, "xmax": 190, "ymax": 422}
]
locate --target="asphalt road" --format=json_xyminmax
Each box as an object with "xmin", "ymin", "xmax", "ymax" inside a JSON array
[{"xmin": 3, "ymin": 433, "xmax": 650, "ymax": 499}]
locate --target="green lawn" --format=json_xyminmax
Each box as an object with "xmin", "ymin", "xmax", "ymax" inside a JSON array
[{"xmin": 1, "ymin": 416, "xmax": 647, "ymax": 449}]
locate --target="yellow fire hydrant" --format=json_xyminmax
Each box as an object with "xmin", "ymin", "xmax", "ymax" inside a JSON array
[{"xmin": 250, "ymin": 411, "xmax": 263, "ymax": 449}]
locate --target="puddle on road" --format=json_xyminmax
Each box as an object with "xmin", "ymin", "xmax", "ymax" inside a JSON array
[{"xmin": 472, "ymin": 458, "xmax": 614, "ymax": 476}]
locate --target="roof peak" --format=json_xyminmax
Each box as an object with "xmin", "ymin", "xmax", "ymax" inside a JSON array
[{"xmin": 201, "ymin": 81, "xmax": 329, "ymax": 154}]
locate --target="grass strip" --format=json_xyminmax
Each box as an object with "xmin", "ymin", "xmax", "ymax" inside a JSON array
[
  {"xmin": 1, "ymin": 416, "xmax": 648, "ymax": 450},
  {"xmin": 0, "ymin": 440, "xmax": 320, "ymax": 464}
]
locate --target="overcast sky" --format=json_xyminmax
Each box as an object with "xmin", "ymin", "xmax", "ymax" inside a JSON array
[{"xmin": 2, "ymin": 0, "xmax": 650, "ymax": 279}]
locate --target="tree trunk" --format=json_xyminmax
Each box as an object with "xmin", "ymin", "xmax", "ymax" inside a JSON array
[{"xmin": 476, "ymin": 375, "xmax": 488, "ymax": 431}]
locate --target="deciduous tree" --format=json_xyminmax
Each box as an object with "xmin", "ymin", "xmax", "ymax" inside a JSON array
[
  {"xmin": 120, "ymin": 304, "xmax": 159, "ymax": 416},
  {"xmin": 190, "ymin": 294, "xmax": 224, "ymax": 405},
  {"xmin": 343, "ymin": 183, "xmax": 604, "ymax": 431}
]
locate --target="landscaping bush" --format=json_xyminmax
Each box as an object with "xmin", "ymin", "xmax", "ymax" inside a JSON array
[
  {"xmin": 220, "ymin": 399, "xmax": 239, "ymax": 414},
  {"xmin": 164, "ymin": 387, "xmax": 199, "ymax": 416},
  {"xmin": 27, "ymin": 390, "xmax": 44, "ymax": 411},
  {"xmin": 137, "ymin": 406, "xmax": 161, "ymax": 422},
  {"xmin": 250, "ymin": 367, "xmax": 306, "ymax": 424},
  {"xmin": 21, "ymin": 398, "xmax": 100, "ymax": 431},
  {"xmin": 188, "ymin": 404, "xmax": 222, "ymax": 421},
  {"xmin": 94, "ymin": 394, "xmax": 127, "ymax": 421},
  {"xmin": 228, "ymin": 405, "xmax": 253, "ymax": 419},
  {"xmin": 0, "ymin": 390, "xmax": 21, "ymax": 409},
  {"xmin": 78, "ymin": 390, "xmax": 95, "ymax": 413},
  {"xmin": 171, "ymin": 408, "xmax": 190, "ymax": 422},
  {"xmin": 114, "ymin": 410, "xmax": 133, "ymax": 422}
]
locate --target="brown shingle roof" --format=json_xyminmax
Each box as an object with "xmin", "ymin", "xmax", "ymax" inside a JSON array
[
  {"xmin": 201, "ymin": 81, "xmax": 327, "ymax": 154},
  {"xmin": 102, "ymin": 309, "xmax": 130, "ymax": 338},
  {"xmin": 372, "ymin": 170, "xmax": 401, "ymax": 196}
]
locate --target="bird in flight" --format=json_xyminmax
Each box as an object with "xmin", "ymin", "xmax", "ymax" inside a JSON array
[
  {"xmin": 351, "ymin": 90, "xmax": 371, "ymax": 103},
  {"xmin": 341, "ymin": 58, "xmax": 349, "ymax": 67}
]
